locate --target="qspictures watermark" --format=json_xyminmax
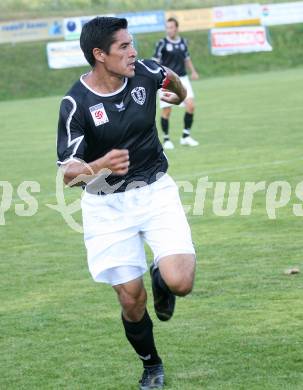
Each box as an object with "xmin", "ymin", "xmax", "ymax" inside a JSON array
[{"xmin": 1, "ymin": 172, "xmax": 303, "ymax": 233}]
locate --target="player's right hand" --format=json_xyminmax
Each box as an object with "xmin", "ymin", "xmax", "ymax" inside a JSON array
[{"xmin": 102, "ymin": 149, "xmax": 129, "ymax": 175}]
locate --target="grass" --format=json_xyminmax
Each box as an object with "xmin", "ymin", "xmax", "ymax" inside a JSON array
[{"xmin": 1, "ymin": 67, "xmax": 303, "ymax": 389}]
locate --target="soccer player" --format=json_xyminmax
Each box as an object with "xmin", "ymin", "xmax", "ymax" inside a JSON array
[
  {"xmin": 153, "ymin": 17, "xmax": 199, "ymax": 149},
  {"xmin": 56, "ymin": 17, "xmax": 196, "ymax": 390}
]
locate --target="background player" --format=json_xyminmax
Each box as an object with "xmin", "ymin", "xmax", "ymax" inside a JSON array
[
  {"xmin": 153, "ymin": 17, "xmax": 200, "ymax": 149},
  {"xmin": 56, "ymin": 17, "xmax": 196, "ymax": 390}
]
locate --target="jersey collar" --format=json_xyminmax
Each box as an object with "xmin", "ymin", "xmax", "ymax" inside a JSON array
[
  {"xmin": 80, "ymin": 74, "xmax": 128, "ymax": 97},
  {"xmin": 166, "ymin": 36, "xmax": 181, "ymax": 44}
]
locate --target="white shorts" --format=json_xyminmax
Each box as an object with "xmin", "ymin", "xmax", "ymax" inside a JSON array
[
  {"xmin": 81, "ymin": 174, "xmax": 195, "ymax": 286},
  {"xmin": 159, "ymin": 75, "xmax": 194, "ymax": 109}
]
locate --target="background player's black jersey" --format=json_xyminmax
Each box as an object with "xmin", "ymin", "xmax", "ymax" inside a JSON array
[
  {"xmin": 57, "ymin": 59, "xmax": 168, "ymax": 194},
  {"xmin": 153, "ymin": 37, "xmax": 190, "ymax": 77}
]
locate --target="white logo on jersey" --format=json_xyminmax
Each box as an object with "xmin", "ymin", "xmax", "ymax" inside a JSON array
[
  {"xmin": 180, "ymin": 43, "xmax": 185, "ymax": 50},
  {"xmin": 131, "ymin": 87, "xmax": 146, "ymax": 105},
  {"xmin": 115, "ymin": 101, "xmax": 125, "ymax": 112},
  {"xmin": 166, "ymin": 43, "xmax": 173, "ymax": 51},
  {"xmin": 89, "ymin": 103, "xmax": 109, "ymax": 126}
]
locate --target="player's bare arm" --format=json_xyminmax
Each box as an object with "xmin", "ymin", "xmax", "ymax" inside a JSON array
[
  {"xmin": 161, "ymin": 66, "xmax": 187, "ymax": 105},
  {"xmin": 62, "ymin": 149, "xmax": 129, "ymax": 186},
  {"xmin": 185, "ymin": 58, "xmax": 199, "ymax": 80}
]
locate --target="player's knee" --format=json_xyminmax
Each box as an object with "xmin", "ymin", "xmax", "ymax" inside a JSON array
[
  {"xmin": 167, "ymin": 277, "xmax": 193, "ymax": 297},
  {"xmin": 162, "ymin": 108, "xmax": 171, "ymax": 119},
  {"xmin": 187, "ymin": 104, "xmax": 195, "ymax": 114},
  {"xmin": 121, "ymin": 294, "xmax": 145, "ymax": 310},
  {"xmin": 119, "ymin": 289, "xmax": 147, "ymax": 313},
  {"xmin": 160, "ymin": 254, "xmax": 195, "ymax": 296},
  {"xmin": 174, "ymin": 281, "xmax": 193, "ymax": 296},
  {"xmin": 186, "ymin": 100, "xmax": 195, "ymax": 113}
]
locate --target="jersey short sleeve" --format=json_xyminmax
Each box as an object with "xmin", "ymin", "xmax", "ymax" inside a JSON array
[
  {"xmin": 153, "ymin": 39, "xmax": 165, "ymax": 62},
  {"xmin": 136, "ymin": 59, "xmax": 166, "ymax": 89},
  {"xmin": 57, "ymin": 95, "xmax": 87, "ymax": 165},
  {"xmin": 183, "ymin": 38, "xmax": 190, "ymax": 60}
]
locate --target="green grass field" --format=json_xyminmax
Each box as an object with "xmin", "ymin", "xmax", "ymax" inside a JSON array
[{"xmin": 1, "ymin": 67, "xmax": 303, "ymax": 389}]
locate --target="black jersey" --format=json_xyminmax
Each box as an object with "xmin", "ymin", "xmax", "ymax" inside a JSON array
[
  {"xmin": 57, "ymin": 59, "xmax": 168, "ymax": 195},
  {"xmin": 153, "ymin": 37, "xmax": 190, "ymax": 77}
]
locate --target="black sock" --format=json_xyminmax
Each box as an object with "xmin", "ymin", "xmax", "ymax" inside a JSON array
[
  {"xmin": 122, "ymin": 310, "xmax": 162, "ymax": 367},
  {"xmin": 152, "ymin": 267, "xmax": 171, "ymax": 295},
  {"xmin": 161, "ymin": 117, "xmax": 169, "ymax": 140},
  {"xmin": 183, "ymin": 112, "xmax": 193, "ymax": 138}
]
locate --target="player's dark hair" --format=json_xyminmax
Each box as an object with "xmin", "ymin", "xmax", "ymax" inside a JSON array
[
  {"xmin": 167, "ymin": 17, "xmax": 179, "ymax": 28},
  {"xmin": 80, "ymin": 16, "xmax": 128, "ymax": 67}
]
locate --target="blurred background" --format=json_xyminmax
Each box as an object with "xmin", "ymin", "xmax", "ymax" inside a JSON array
[{"xmin": 1, "ymin": 0, "xmax": 303, "ymax": 101}]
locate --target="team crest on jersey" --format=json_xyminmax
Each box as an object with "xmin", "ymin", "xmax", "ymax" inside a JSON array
[
  {"xmin": 131, "ymin": 87, "xmax": 146, "ymax": 105},
  {"xmin": 89, "ymin": 103, "xmax": 109, "ymax": 126}
]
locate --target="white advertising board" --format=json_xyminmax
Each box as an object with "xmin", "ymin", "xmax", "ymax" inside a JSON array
[
  {"xmin": 210, "ymin": 26, "xmax": 272, "ymax": 56},
  {"xmin": 47, "ymin": 41, "xmax": 88, "ymax": 69}
]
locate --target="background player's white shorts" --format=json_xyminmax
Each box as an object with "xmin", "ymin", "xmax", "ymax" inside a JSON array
[
  {"xmin": 81, "ymin": 174, "xmax": 195, "ymax": 286},
  {"xmin": 159, "ymin": 75, "xmax": 194, "ymax": 109}
]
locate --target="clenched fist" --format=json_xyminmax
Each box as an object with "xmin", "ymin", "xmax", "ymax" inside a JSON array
[{"xmin": 101, "ymin": 149, "xmax": 129, "ymax": 175}]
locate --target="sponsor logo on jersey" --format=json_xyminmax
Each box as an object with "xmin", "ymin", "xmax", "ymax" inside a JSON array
[
  {"xmin": 115, "ymin": 101, "xmax": 125, "ymax": 112},
  {"xmin": 131, "ymin": 87, "xmax": 146, "ymax": 105},
  {"xmin": 89, "ymin": 103, "xmax": 109, "ymax": 126},
  {"xmin": 180, "ymin": 43, "xmax": 185, "ymax": 50},
  {"xmin": 166, "ymin": 43, "xmax": 173, "ymax": 51}
]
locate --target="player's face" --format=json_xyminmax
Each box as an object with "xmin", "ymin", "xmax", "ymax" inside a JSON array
[
  {"xmin": 166, "ymin": 21, "xmax": 178, "ymax": 39},
  {"xmin": 104, "ymin": 29, "xmax": 137, "ymax": 78}
]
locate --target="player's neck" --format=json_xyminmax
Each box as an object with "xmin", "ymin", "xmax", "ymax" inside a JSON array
[{"xmin": 84, "ymin": 69, "xmax": 125, "ymax": 95}]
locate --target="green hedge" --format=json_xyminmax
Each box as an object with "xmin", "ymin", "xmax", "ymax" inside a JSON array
[
  {"xmin": 1, "ymin": 23, "xmax": 303, "ymax": 101},
  {"xmin": 1, "ymin": 0, "xmax": 297, "ymax": 20}
]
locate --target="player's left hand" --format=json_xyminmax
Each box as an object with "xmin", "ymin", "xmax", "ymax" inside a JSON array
[
  {"xmin": 191, "ymin": 71, "xmax": 199, "ymax": 80},
  {"xmin": 160, "ymin": 90, "xmax": 184, "ymax": 105}
]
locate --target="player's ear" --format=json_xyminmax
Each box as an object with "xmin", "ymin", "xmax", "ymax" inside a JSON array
[{"xmin": 93, "ymin": 48, "xmax": 105, "ymax": 63}]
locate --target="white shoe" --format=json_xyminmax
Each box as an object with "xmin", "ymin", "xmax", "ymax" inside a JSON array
[
  {"xmin": 163, "ymin": 140, "xmax": 175, "ymax": 150},
  {"xmin": 180, "ymin": 136, "xmax": 199, "ymax": 146}
]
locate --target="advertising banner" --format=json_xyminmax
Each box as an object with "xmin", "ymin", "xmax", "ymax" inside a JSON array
[
  {"xmin": 63, "ymin": 15, "xmax": 115, "ymax": 40},
  {"xmin": 118, "ymin": 10, "xmax": 165, "ymax": 34},
  {"xmin": 47, "ymin": 41, "xmax": 88, "ymax": 69},
  {"xmin": 213, "ymin": 4, "xmax": 261, "ymax": 27},
  {"xmin": 165, "ymin": 8, "xmax": 213, "ymax": 31},
  {"xmin": 261, "ymin": 1, "xmax": 303, "ymax": 25},
  {"xmin": 210, "ymin": 26, "xmax": 272, "ymax": 56},
  {"xmin": 0, "ymin": 18, "xmax": 63, "ymax": 44},
  {"xmin": 64, "ymin": 10, "xmax": 165, "ymax": 40}
]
